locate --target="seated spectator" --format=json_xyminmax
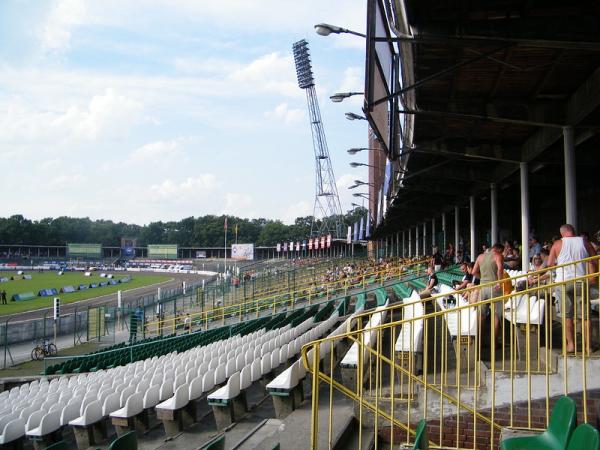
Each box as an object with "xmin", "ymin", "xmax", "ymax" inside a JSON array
[
  {"xmin": 444, "ymin": 243, "xmax": 455, "ymax": 265},
  {"xmin": 527, "ymin": 248, "xmax": 552, "ymax": 288},
  {"xmin": 452, "ymin": 262, "xmax": 472, "ymax": 291},
  {"xmin": 419, "ymin": 266, "xmax": 439, "ymax": 299},
  {"xmin": 503, "ymin": 242, "xmax": 520, "ymax": 270},
  {"xmin": 529, "ymin": 235, "xmax": 542, "ymax": 259}
]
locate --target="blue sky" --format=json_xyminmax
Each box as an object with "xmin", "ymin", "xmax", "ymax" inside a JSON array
[{"xmin": 0, "ymin": 0, "xmax": 368, "ymax": 224}]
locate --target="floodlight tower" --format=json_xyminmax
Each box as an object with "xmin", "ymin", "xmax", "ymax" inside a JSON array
[{"xmin": 292, "ymin": 39, "xmax": 343, "ymax": 238}]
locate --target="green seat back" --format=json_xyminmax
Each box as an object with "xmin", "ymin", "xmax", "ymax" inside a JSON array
[
  {"xmin": 501, "ymin": 396, "xmax": 577, "ymax": 450},
  {"xmin": 42, "ymin": 441, "xmax": 68, "ymax": 450},
  {"xmin": 547, "ymin": 396, "xmax": 577, "ymax": 448},
  {"xmin": 567, "ymin": 423, "xmax": 600, "ymax": 450},
  {"xmin": 200, "ymin": 433, "xmax": 225, "ymax": 450},
  {"xmin": 108, "ymin": 431, "xmax": 138, "ymax": 450},
  {"xmin": 413, "ymin": 419, "xmax": 429, "ymax": 450}
]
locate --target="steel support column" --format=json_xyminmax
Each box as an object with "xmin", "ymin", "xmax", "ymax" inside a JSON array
[
  {"xmin": 470, "ymin": 196, "xmax": 476, "ymax": 262},
  {"xmin": 442, "ymin": 213, "xmax": 446, "ymax": 251},
  {"xmin": 563, "ymin": 126, "xmax": 578, "ymax": 230},
  {"xmin": 490, "ymin": 183, "xmax": 498, "ymax": 246},
  {"xmin": 454, "ymin": 205, "xmax": 459, "ymax": 263},
  {"xmin": 520, "ymin": 162, "xmax": 530, "ymax": 270},
  {"xmin": 432, "ymin": 218, "xmax": 436, "ymax": 250},
  {"xmin": 422, "ymin": 222, "xmax": 427, "ymax": 255},
  {"xmin": 415, "ymin": 226, "xmax": 420, "ymax": 258}
]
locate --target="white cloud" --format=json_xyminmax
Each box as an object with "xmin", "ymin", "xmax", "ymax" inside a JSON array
[
  {"xmin": 264, "ymin": 103, "xmax": 305, "ymax": 125},
  {"xmin": 173, "ymin": 57, "xmax": 240, "ymax": 76},
  {"xmin": 148, "ymin": 175, "xmax": 219, "ymax": 203},
  {"xmin": 282, "ymin": 200, "xmax": 312, "ymax": 224},
  {"xmin": 47, "ymin": 173, "xmax": 84, "ymax": 191},
  {"xmin": 221, "ymin": 193, "xmax": 256, "ymax": 217},
  {"xmin": 0, "ymin": 88, "xmax": 143, "ymax": 144},
  {"xmin": 336, "ymin": 66, "xmax": 364, "ymax": 107},
  {"xmin": 129, "ymin": 140, "xmax": 182, "ymax": 163},
  {"xmin": 230, "ymin": 52, "xmax": 300, "ymax": 98},
  {"xmin": 40, "ymin": 0, "xmax": 88, "ymax": 52}
]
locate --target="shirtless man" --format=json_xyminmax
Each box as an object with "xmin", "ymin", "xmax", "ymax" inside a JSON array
[{"xmin": 547, "ymin": 224, "xmax": 597, "ymax": 353}]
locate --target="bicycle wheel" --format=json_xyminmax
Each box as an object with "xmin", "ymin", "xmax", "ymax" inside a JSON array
[
  {"xmin": 47, "ymin": 343, "xmax": 57, "ymax": 357},
  {"xmin": 31, "ymin": 347, "xmax": 44, "ymax": 361}
]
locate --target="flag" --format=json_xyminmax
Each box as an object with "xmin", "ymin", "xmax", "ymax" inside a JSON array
[
  {"xmin": 321, "ymin": 236, "xmax": 325, "ymax": 248},
  {"xmin": 276, "ymin": 243, "xmax": 281, "ymax": 252},
  {"xmin": 326, "ymin": 234, "xmax": 331, "ymax": 248},
  {"xmin": 309, "ymin": 239, "xmax": 313, "ymax": 250},
  {"xmin": 366, "ymin": 211, "xmax": 371, "ymax": 238},
  {"xmin": 347, "ymin": 226, "xmax": 351, "ymax": 244},
  {"xmin": 296, "ymin": 242, "xmax": 300, "ymax": 251},
  {"xmin": 359, "ymin": 216, "xmax": 364, "ymax": 240},
  {"xmin": 283, "ymin": 242, "xmax": 288, "ymax": 251},
  {"xmin": 314, "ymin": 238, "xmax": 319, "ymax": 250},
  {"xmin": 354, "ymin": 222, "xmax": 359, "ymax": 242},
  {"xmin": 224, "ymin": 217, "xmax": 228, "ymax": 230}
]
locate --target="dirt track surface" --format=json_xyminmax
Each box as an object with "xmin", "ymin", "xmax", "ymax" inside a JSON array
[{"xmin": 3, "ymin": 272, "xmax": 212, "ymax": 323}]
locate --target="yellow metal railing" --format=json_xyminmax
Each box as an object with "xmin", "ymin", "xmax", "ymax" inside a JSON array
[
  {"xmin": 301, "ymin": 255, "xmax": 600, "ymax": 449},
  {"xmin": 145, "ymin": 258, "xmax": 430, "ymax": 335}
]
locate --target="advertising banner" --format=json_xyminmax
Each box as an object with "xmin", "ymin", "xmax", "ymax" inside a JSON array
[
  {"xmin": 347, "ymin": 226, "xmax": 352, "ymax": 244},
  {"xmin": 276, "ymin": 243, "xmax": 281, "ymax": 252},
  {"xmin": 231, "ymin": 243, "xmax": 254, "ymax": 261}
]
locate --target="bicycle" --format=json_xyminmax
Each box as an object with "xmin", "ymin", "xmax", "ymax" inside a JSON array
[{"xmin": 31, "ymin": 339, "xmax": 57, "ymax": 360}]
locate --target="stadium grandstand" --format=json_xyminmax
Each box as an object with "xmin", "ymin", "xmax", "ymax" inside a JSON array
[{"xmin": 1, "ymin": 2, "xmax": 600, "ymax": 450}]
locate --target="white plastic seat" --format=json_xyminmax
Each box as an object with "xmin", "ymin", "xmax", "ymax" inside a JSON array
[
  {"xmin": 26, "ymin": 409, "xmax": 61, "ymax": 437},
  {"xmin": 0, "ymin": 417, "xmax": 26, "ymax": 444},
  {"xmin": 271, "ymin": 350, "xmax": 280, "ymax": 370},
  {"xmin": 202, "ymin": 370, "xmax": 215, "ymax": 394},
  {"xmin": 156, "ymin": 383, "xmax": 189, "ymax": 411},
  {"xmin": 214, "ymin": 363, "xmax": 226, "ymax": 386},
  {"xmin": 188, "ymin": 376, "xmax": 203, "ymax": 401},
  {"xmin": 69, "ymin": 400, "xmax": 102, "ymax": 427},
  {"xmin": 143, "ymin": 385, "xmax": 160, "ymax": 409},
  {"xmin": 102, "ymin": 392, "xmax": 121, "ymax": 416},
  {"xmin": 396, "ymin": 291, "xmax": 426, "ymax": 352},
  {"xmin": 110, "ymin": 392, "xmax": 143, "ymax": 419},
  {"xmin": 239, "ymin": 365, "xmax": 252, "ymax": 391},
  {"xmin": 261, "ymin": 352, "xmax": 272, "ymax": 376},
  {"xmin": 60, "ymin": 402, "xmax": 81, "ymax": 426},
  {"xmin": 207, "ymin": 372, "xmax": 240, "ymax": 403},
  {"xmin": 267, "ymin": 360, "xmax": 300, "ymax": 392},
  {"xmin": 119, "ymin": 386, "xmax": 136, "ymax": 407},
  {"xmin": 159, "ymin": 378, "xmax": 174, "ymax": 401},
  {"xmin": 279, "ymin": 344, "xmax": 289, "ymax": 363},
  {"xmin": 235, "ymin": 354, "xmax": 245, "ymax": 372},
  {"xmin": 173, "ymin": 373, "xmax": 186, "ymax": 391}
]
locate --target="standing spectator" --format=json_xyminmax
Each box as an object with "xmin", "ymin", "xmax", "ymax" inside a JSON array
[
  {"xmin": 472, "ymin": 243, "xmax": 505, "ymax": 347},
  {"xmin": 547, "ymin": 224, "xmax": 597, "ymax": 354},
  {"xmin": 1, "ymin": 290, "xmax": 6, "ymax": 305},
  {"xmin": 444, "ymin": 243, "xmax": 455, "ymax": 265},
  {"xmin": 432, "ymin": 247, "xmax": 444, "ymax": 272},
  {"xmin": 184, "ymin": 313, "xmax": 192, "ymax": 333}
]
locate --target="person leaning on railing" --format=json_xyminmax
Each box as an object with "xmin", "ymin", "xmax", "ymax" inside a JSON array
[{"xmin": 547, "ymin": 224, "xmax": 598, "ymax": 354}]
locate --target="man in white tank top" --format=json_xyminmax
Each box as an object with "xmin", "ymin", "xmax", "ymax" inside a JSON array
[{"xmin": 547, "ymin": 224, "xmax": 597, "ymax": 353}]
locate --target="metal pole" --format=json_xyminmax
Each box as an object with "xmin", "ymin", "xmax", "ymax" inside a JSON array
[
  {"xmin": 470, "ymin": 196, "xmax": 476, "ymax": 262},
  {"xmin": 563, "ymin": 126, "xmax": 577, "ymax": 230},
  {"xmin": 520, "ymin": 162, "xmax": 530, "ymax": 270},
  {"xmin": 490, "ymin": 182, "xmax": 498, "ymax": 245},
  {"xmin": 442, "ymin": 212, "xmax": 446, "ymax": 251},
  {"xmin": 402, "ymin": 230, "xmax": 405, "ymax": 258},
  {"xmin": 454, "ymin": 205, "xmax": 460, "ymax": 263},
  {"xmin": 422, "ymin": 222, "xmax": 427, "ymax": 255},
  {"xmin": 431, "ymin": 218, "xmax": 436, "ymax": 250},
  {"xmin": 415, "ymin": 225, "xmax": 420, "ymax": 257},
  {"xmin": 408, "ymin": 229, "xmax": 412, "ymax": 257}
]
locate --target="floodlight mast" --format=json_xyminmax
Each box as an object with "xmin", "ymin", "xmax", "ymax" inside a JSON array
[{"xmin": 292, "ymin": 39, "xmax": 343, "ymax": 238}]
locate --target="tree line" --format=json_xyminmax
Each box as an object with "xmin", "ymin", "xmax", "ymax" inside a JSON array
[{"xmin": 0, "ymin": 209, "xmax": 368, "ymax": 247}]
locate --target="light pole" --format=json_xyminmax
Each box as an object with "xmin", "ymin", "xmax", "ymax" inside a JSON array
[
  {"xmin": 314, "ymin": 23, "xmax": 366, "ymax": 38},
  {"xmin": 330, "ymin": 92, "xmax": 364, "ymax": 103},
  {"xmin": 345, "ymin": 112, "xmax": 368, "ymax": 121}
]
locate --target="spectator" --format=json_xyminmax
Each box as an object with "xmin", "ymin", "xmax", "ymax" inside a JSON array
[
  {"xmin": 472, "ymin": 243, "xmax": 505, "ymax": 346},
  {"xmin": 547, "ymin": 224, "xmax": 597, "ymax": 353},
  {"xmin": 503, "ymin": 241, "xmax": 520, "ymax": 270},
  {"xmin": 432, "ymin": 247, "xmax": 444, "ymax": 272},
  {"xmin": 0, "ymin": 290, "xmax": 6, "ymax": 305},
  {"xmin": 452, "ymin": 262, "xmax": 472, "ymax": 291},
  {"xmin": 529, "ymin": 235, "xmax": 542, "ymax": 259},
  {"xmin": 184, "ymin": 313, "xmax": 192, "ymax": 333},
  {"xmin": 419, "ymin": 266, "xmax": 439, "ymax": 299},
  {"xmin": 444, "ymin": 243, "xmax": 455, "ymax": 265}
]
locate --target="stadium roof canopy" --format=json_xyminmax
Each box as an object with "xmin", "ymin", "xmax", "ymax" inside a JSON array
[{"xmin": 365, "ymin": 0, "xmax": 600, "ymax": 238}]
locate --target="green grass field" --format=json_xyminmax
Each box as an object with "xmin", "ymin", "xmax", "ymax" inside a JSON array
[{"xmin": 0, "ymin": 271, "xmax": 172, "ymax": 315}]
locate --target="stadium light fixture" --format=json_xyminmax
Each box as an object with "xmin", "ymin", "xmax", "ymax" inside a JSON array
[
  {"xmin": 314, "ymin": 23, "xmax": 366, "ymax": 38},
  {"xmin": 345, "ymin": 112, "xmax": 368, "ymax": 121},
  {"xmin": 352, "ymin": 192, "xmax": 369, "ymax": 200},
  {"xmin": 350, "ymin": 162, "xmax": 374, "ymax": 168},
  {"xmin": 330, "ymin": 92, "xmax": 364, "ymax": 103}
]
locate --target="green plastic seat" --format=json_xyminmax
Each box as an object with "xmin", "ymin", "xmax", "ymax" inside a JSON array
[
  {"xmin": 501, "ymin": 396, "xmax": 577, "ymax": 450},
  {"xmin": 200, "ymin": 433, "xmax": 225, "ymax": 449},
  {"xmin": 413, "ymin": 419, "xmax": 429, "ymax": 450},
  {"xmin": 42, "ymin": 441, "xmax": 68, "ymax": 450},
  {"xmin": 567, "ymin": 423, "xmax": 600, "ymax": 450},
  {"xmin": 108, "ymin": 430, "xmax": 138, "ymax": 450}
]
